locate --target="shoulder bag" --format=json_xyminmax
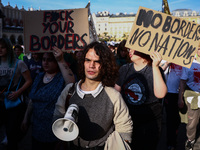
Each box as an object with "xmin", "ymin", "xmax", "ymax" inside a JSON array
[{"xmin": 4, "ymin": 59, "xmax": 22, "ymax": 109}]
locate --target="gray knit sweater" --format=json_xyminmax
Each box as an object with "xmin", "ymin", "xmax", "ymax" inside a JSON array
[{"xmin": 53, "ymin": 82, "xmax": 133, "ymax": 148}]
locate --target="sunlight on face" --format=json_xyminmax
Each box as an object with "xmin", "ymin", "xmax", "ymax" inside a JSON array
[
  {"xmin": 129, "ymin": 49, "xmax": 142, "ymax": 63},
  {"xmin": 84, "ymin": 48, "xmax": 101, "ymax": 81}
]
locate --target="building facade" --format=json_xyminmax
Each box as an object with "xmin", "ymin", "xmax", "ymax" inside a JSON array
[
  {"xmin": 92, "ymin": 11, "xmax": 135, "ymax": 41},
  {"xmin": 0, "ymin": 1, "xmax": 97, "ymax": 48},
  {"xmin": 0, "ymin": 1, "xmax": 38, "ymax": 46},
  {"xmin": 0, "ymin": 1, "xmax": 199, "ymax": 44},
  {"xmin": 0, "ymin": 1, "xmax": 25, "ymax": 45},
  {"xmin": 172, "ymin": 9, "xmax": 200, "ymax": 24}
]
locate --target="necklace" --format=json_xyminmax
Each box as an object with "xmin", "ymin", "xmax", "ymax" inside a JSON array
[{"xmin": 43, "ymin": 74, "xmax": 55, "ymax": 83}]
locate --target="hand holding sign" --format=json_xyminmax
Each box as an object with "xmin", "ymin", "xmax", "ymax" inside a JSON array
[
  {"xmin": 52, "ymin": 46, "xmax": 64, "ymax": 62},
  {"xmin": 150, "ymin": 51, "xmax": 162, "ymax": 68}
]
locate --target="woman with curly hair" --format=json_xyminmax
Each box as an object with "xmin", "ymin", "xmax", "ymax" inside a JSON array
[{"xmin": 53, "ymin": 41, "xmax": 133, "ymax": 150}]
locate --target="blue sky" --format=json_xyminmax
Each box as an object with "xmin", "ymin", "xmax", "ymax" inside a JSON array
[{"xmin": 2, "ymin": 0, "xmax": 200, "ymax": 14}]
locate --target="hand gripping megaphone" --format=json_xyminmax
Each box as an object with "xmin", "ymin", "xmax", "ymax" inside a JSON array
[{"xmin": 52, "ymin": 104, "xmax": 79, "ymax": 141}]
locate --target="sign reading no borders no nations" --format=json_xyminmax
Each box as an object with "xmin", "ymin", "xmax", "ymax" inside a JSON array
[
  {"xmin": 126, "ymin": 6, "xmax": 200, "ymax": 68},
  {"xmin": 23, "ymin": 8, "xmax": 90, "ymax": 53}
]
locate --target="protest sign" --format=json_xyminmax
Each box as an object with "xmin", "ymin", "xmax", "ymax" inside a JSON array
[
  {"xmin": 126, "ymin": 6, "xmax": 200, "ymax": 68},
  {"xmin": 23, "ymin": 8, "xmax": 89, "ymax": 53}
]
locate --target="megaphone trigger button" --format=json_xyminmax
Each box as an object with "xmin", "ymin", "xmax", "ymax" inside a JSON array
[{"xmin": 63, "ymin": 128, "xmax": 68, "ymax": 132}]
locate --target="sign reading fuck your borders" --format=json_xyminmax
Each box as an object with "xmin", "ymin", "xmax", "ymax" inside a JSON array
[
  {"xmin": 126, "ymin": 6, "xmax": 200, "ymax": 68},
  {"xmin": 23, "ymin": 8, "xmax": 90, "ymax": 53}
]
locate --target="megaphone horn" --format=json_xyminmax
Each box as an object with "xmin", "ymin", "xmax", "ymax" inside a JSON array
[{"xmin": 52, "ymin": 104, "xmax": 79, "ymax": 141}]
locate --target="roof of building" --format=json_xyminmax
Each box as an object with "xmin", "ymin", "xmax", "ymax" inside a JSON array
[
  {"xmin": 110, "ymin": 13, "xmax": 136, "ymax": 17},
  {"xmin": 172, "ymin": 9, "xmax": 192, "ymax": 11},
  {"xmin": 96, "ymin": 12, "xmax": 136, "ymax": 17}
]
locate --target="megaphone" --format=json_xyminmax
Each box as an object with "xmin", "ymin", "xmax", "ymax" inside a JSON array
[{"xmin": 52, "ymin": 104, "xmax": 79, "ymax": 141}]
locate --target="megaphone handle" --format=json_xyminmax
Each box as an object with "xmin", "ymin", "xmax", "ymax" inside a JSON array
[
  {"xmin": 65, "ymin": 83, "xmax": 76, "ymax": 111},
  {"xmin": 63, "ymin": 121, "xmax": 72, "ymax": 132}
]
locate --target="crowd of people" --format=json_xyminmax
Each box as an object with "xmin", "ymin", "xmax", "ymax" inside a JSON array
[{"xmin": 0, "ymin": 37, "xmax": 200, "ymax": 150}]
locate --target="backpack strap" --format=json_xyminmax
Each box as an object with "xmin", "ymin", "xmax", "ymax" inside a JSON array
[{"xmin": 65, "ymin": 83, "xmax": 76, "ymax": 111}]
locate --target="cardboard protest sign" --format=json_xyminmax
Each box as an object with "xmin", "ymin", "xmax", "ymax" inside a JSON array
[
  {"xmin": 23, "ymin": 8, "xmax": 89, "ymax": 53},
  {"xmin": 126, "ymin": 6, "xmax": 200, "ymax": 68}
]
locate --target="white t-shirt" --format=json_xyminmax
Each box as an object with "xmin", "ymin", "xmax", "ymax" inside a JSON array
[{"xmin": 0, "ymin": 59, "xmax": 28, "ymax": 89}]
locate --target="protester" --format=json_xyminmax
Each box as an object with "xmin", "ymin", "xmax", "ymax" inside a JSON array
[
  {"xmin": 0, "ymin": 38, "xmax": 32, "ymax": 150},
  {"xmin": 14, "ymin": 44, "xmax": 25, "ymax": 61},
  {"xmin": 53, "ymin": 41, "xmax": 133, "ymax": 150},
  {"xmin": 108, "ymin": 41, "xmax": 116, "ymax": 56},
  {"xmin": 22, "ymin": 53, "xmax": 43, "ymax": 105},
  {"xmin": 75, "ymin": 50, "xmax": 83, "ymax": 61},
  {"xmin": 21, "ymin": 47, "xmax": 75, "ymax": 150},
  {"xmin": 70, "ymin": 50, "xmax": 83, "ymax": 82},
  {"xmin": 194, "ymin": 45, "xmax": 200, "ymax": 62},
  {"xmin": 24, "ymin": 53, "xmax": 43, "ymax": 81},
  {"xmin": 115, "ymin": 40, "xmax": 131, "ymax": 69},
  {"xmin": 115, "ymin": 49, "xmax": 167, "ymax": 150},
  {"xmin": 179, "ymin": 45, "xmax": 200, "ymax": 150},
  {"xmin": 161, "ymin": 62, "xmax": 183, "ymax": 150}
]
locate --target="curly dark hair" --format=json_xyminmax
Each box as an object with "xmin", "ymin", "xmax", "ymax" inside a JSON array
[{"xmin": 78, "ymin": 41, "xmax": 118, "ymax": 87}]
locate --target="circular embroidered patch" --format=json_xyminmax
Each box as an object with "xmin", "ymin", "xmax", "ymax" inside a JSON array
[{"xmin": 122, "ymin": 73, "xmax": 147, "ymax": 105}]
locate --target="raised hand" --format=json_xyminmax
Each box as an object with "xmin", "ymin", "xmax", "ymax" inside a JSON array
[
  {"xmin": 52, "ymin": 46, "xmax": 64, "ymax": 62},
  {"xmin": 150, "ymin": 51, "xmax": 162, "ymax": 68}
]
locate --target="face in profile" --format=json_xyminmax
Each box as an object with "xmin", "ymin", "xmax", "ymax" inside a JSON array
[
  {"xmin": 197, "ymin": 48, "xmax": 200, "ymax": 57},
  {"xmin": 14, "ymin": 48, "xmax": 23, "ymax": 57},
  {"xmin": 42, "ymin": 53, "xmax": 58, "ymax": 73},
  {"xmin": 120, "ymin": 47, "xmax": 129, "ymax": 58},
  {"xmin": 32, "ymin": 53, "xmax": 39, "ymax": 59},
  {"xmin": 129, "ymin": 49, "xmax": 143, "ymax": 63},
  {"xmin": 75, "ymin": 51, "xmax": 83, "ymax": 60},
  {"xmin": 0, "ymin": 44, "xmax": 7, "ymax": 57}
]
